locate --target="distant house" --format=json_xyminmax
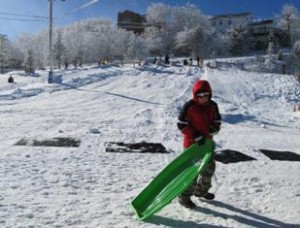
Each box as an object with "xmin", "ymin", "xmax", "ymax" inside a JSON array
[
  {"xmin": 210, "ymin": 12, "xmax": 288, "ymax": 51},
  {"xmin": 117, "ymin": 10, "xmax": 288, "ymax": 51},
  {"xmin": 210, "ymin": 12, "xmax": 252, "ymax": 33},
  {"xmin": 248, "ymin": 19, "xmax": 288, "ymax": 50},
  {"xmin": 117, "ymin": 10, "xmax": 146, "ymax": 34}
]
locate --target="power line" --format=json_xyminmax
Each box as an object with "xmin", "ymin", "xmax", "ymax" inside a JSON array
[
  {"xmin": 0, "ymin": 11, "xmax": 47, "ymax": 19},
  {"xmin": 0, "ymin": 17, "xmax": 46, "ymax": 22}
]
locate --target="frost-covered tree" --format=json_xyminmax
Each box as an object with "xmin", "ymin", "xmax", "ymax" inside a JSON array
[
  {"xmin": 15, "ymin": 32, "xmax": 47, "ymax": 70},
  {"xmin": 173, "ymin": 4, "xmax": 212, "ymax": 57},
  {"xmin": 24, "ymin": 49, "xmax": 35, "ymax": 73},
  {"xmin": 278, "ymin": 4, "xmax": 300, "ymax": 48},
  {"xmin": 175, "ymin": 27, "xmax": 198, "ymax": 56},
  {"xmin": 94, "ymin": 26, "xmax": 113, "ymax": 62},
  {"xmin": 173, "ymin": 4, "xmax": 209, "ymax": 32},
  {"xmin": 81, "ymin": 20, "xmax": 128, "ymax": 63},
  {"xmin": 145, "ymin": 3, "xmax": 211, "ymax": 57},
  {"xmin": 62, "ymin": 26, "xmax": 85, "ymax": 68},
  {"xmin": 209, "ymin": 32, "xmax": 232, "ymax": 57},
  {"xmin": 125, "ymin": 32, "xmax": 148, "ymax": 66},
  {"xmin": 144, "ymin": 3, "xmax": 173, "ymax": 55},
  {"xmin": 113, "ymin": 28, "xmax": 131, "ymax": 61},
  {"xmin": 6, "ymin": 42, "xmax": 23, "ymax": 70},
  {"xmin": 143, "ymin": 27, "xmax": 163, "ymax": 55},
  {"xmin": 0, "ymin": 34, "xmax": 23, "ymax": 71},
  {"xmin": 227, "ymin": 25, "xmax": 251, "ymax": 56},
  {"xmin": 53, "ymin": 31, "xmax": 66, "ymax": 69},
  {"xmin": 34, "ymin": 31, "xmax": 48, "ymax": 69},
  {"xmin": 291, "ymin": 40, "xmax": 300, "ymax": 80},
  {"xmin": 175, "ymin": 26, "xmax": 212, "ymax": 57}
]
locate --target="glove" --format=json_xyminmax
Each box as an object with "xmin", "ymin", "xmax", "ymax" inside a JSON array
[
  {"xmin": 194, "ymin": 134, "xmax": 205, "ymax": 145},
  {"xmin": 210, "ymin": 121, "xmax": 221, "ymax": 136},
  {"xmin": 209, "ymin": 125, "xmax": 219, "ymax": 136}
]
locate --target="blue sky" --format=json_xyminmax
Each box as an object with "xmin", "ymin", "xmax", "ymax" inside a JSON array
[{"xmin": 1, "ymin": 0, "xmax": 300, "ymax": 40}]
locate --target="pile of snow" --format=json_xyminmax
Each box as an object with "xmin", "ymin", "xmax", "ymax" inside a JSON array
[{"xmin": 0, "ymin": 61, "xmax": 299, "ymax": 227}]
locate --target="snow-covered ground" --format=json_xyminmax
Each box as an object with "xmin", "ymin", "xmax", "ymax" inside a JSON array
[{"xmin": 0, "ymin": 61, "xmax": 299, "ymax": 228}]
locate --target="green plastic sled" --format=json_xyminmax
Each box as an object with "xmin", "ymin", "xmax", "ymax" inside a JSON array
[{"xmin": 130, "ymin": 139, "xmax": 215, "ymax": 220}]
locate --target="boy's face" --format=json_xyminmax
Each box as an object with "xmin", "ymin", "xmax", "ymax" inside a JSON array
[{"xmin": 196, "ymin": 92, "xmax": 210, "ymax": 104}]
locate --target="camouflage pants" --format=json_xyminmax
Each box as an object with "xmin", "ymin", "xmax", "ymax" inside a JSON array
[{"xmin": 180, "ymin": 160, "xmax": 216, "ymax": 197}]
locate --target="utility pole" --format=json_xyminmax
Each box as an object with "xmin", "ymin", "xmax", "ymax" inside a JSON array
[
  {"xmin": 48, "ymin": 0, "xmax": 53, "ymax": 83},
  {"xmin": 0, "ymin": 34, "xmax": 7, "ymax": 74},
  {"xmin": 48, "ymin": 0, "xmax": 65, "ymax": 83}
]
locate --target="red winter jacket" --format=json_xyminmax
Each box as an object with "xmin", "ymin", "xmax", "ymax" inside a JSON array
[{"xmin": 177, "ymin": 80, "xmax": 221, "ymax": 148}]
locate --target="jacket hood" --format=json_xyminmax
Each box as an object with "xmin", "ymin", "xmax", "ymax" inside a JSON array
[{"xmin": 192, "ymin": 80, "xmax": 212, "ymax": 101}]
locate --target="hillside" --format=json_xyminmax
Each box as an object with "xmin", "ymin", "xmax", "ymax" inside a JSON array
[{"xmin": 0, "ymin": 62, "xmax": 299, "ymax": 227}]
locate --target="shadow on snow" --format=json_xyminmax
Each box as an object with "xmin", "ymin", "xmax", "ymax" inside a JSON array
[{"xmin": 146, "ymin": 200, "xmax": 299, "ymax": 228}]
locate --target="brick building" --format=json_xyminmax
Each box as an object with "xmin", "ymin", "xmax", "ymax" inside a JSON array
[{"xmin": 117, "ymin": 10, "xmax": 146, "ymax": 34}]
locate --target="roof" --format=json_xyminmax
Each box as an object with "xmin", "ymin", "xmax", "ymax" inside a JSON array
[{"xmin": 211, "ymin": 12, "xmax": 251, "ymax": 20}]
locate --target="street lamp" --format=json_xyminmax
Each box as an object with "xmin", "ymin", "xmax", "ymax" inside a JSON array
[{"xmin": 48, "ymin": 0, "xmax": 65, "ymax": 83}]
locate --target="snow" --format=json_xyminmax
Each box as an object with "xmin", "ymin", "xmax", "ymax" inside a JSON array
[{"xmin": 0, "ymin": 61, "xmax": 300, "ymax": 228}]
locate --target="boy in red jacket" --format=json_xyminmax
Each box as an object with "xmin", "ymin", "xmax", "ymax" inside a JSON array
[{"xmin": 177, "ymin": 79, "xmax": 221, "ymax": 209}]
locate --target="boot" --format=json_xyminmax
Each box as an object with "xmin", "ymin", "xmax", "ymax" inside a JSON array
[
  {"xmin": 202, "ymin": 192, "xmax": 215, "ymax": 200},
  {"xmin": 178, "ymin": 196, "xmax": 196, "ymax": 209},
  {"xmin": 194, "ymin": 192, "xmax": 215, "ymax": 200}
]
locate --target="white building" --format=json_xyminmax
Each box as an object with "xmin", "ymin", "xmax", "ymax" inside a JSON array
[
  {"xmin": 210, "ymin": 12, "xmax": 252, "ymax": 33},
  {"xmin": 210, "ymin": 12, "xmax": 288, "ymax": 51}
]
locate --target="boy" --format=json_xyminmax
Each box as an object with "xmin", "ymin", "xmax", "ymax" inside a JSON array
[{"xmin": 177, "ymin": 79, "xmax": 221, "ymax": 209}]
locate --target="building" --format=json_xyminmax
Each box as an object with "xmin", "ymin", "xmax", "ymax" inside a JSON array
[
  {"xmin": 210, "ymin": 12, "xmax": 252, "ymax": 33},
  {"xmin": 210, "ymin": 12, "xmax": 288, "ymax": 51},
  {"xmin": 248, "ymin": 19, "xmax": 288, "ymax": 50},
  {"xmin": 117, "ymin": 10, "xmax": 288, "ymax": 51},
  {"xmin": 117, "ymin": 10, "xmax": 146, "ymax": 34}
]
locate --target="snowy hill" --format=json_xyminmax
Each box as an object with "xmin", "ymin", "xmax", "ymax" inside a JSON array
[{"xmin": 0, "ymin": 62, "xmax": 299, "ymax": 227}]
